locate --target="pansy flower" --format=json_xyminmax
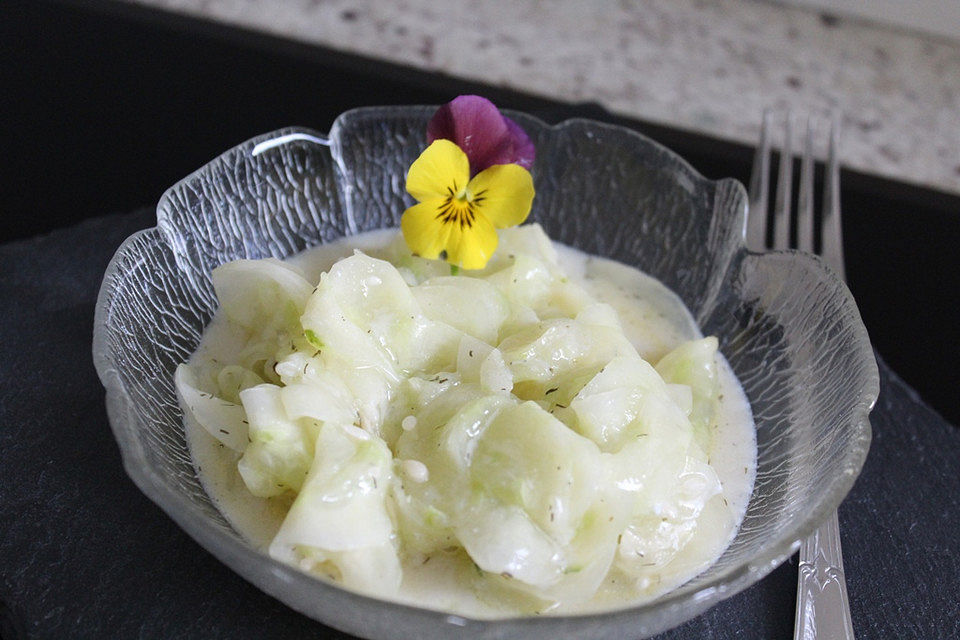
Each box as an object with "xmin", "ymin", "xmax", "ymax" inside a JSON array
[
  {"xmin": 402, "ymin": 96, "xmax": 535, "ymax": 270},
  {"xmin": 427, "ymin": 95, "xmax": 535, "ymax": 174}
]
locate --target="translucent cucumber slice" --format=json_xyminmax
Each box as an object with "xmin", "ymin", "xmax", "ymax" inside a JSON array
[
  {"xmin": 390, "ymin": 479, "xmax": 457, "ymax": 555},
  {"xmin": 395, "ymin": 387, "xmax": 511, "ymax": 489},
  {"xmin": 536, "ymin": 282, "xmax": 598, "ymax": 320},
  {"xmin": 470, "ymin": 402, "xmax": 608, "ymax": 542},
  {"xmin": 575, "ymin": 302, "xmax": 623, "ymax": 329},
  {"xmin": 609, "ymin": 393, "xmax": 697, "ymax": 518},
  {"xmin": 456, "ymin": 500, "xmax": 564, "ymax": 588},
  {"xmin": 570, "ymin": 355, "xmax": 668, "ymax": 451},
  {"xmin": 463, "ymin": 402, "xmax": 633, "ymax": 601},
  {"xmin": 175, "ymin": 363, "xmax": 249, "ymax": 451},
  {"xmin": 495, "ymin": 224, "xmax": 560, "ymax": 269},
  {"xmin": 496, "ymin": 301, "xmax": 541, "ymax": 341},
  {"xmin": 302, "ymin": 252, "xmax": 461, "ymax": 376},
  {"xmin": 485, "ymin": 254, "xmax": 556, "ymax": 311},
  {"xmin": 212, "ymin": 258, "xmax": 313, "ymax": 330},
  {"xmin": 413, "ymin": 276, "xmax": 510, "ymax": 344},
  {"xmin": 655, "ymin": 337, "xmax": 720, "ymax": 451},
  {"xmin": 287, "ymin": 543, "xmax": 403, "ymax": 599},
  {"xmin": 237, "ymin": 383, "xmax": 315, "ymax": 496},
  {"xmin": 456, "ymin": 336, "xmax": 513, "ymax": 395},
  {"xmin": 270, "ymin": 423, "xmax": 394, "ymax": 550},
  {"xmin": 280, "ymin": 382, "xmax": 356, "ymax": 426},
  {"xmin": 320, "ymin": 351, "xmax": 395, "ymax": 434},
  {"xmin": 269, "ymin": 423, "xmax": 400, "ymax": 595},
  {"xmin": 615, "ymin": 455, "xmax": 724, "ymax": 586},
  {"xmin": 214, "ymin": 365, "xmax": 264, "ymax": 405},
  {"xmin": 393, "ymin": 387, "xmax": 514, "ymax": 555},
  {"xmin": 456, "ymin": 335, "xmax": 493, "ymax": 384},
  {"xmin": 499, "ymin": 318, "xmax": 636, "ymax": 386}
]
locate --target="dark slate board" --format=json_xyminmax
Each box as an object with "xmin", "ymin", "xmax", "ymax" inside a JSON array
[{"xmin": 1, "ymin": 210, "xmax": 957, "ymax": 639}]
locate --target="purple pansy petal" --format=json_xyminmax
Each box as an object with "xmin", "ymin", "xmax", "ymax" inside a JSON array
[
  {"xmin": 425, "ymin": 101, "xmax": 457, "ymax": 144},
  {"xmin": 427, "ymin": 95, "xmax": 508, "ymax": 174},
  {"xmin": 427, "ymin": 95, "xmax": 534, "ymax": 173},
  {"xmin": 502, "ymin": 116, "xmax": 535, "ymax": 170},
  {"xmin": 469, "ymin": 117, "xmax": 535, "ymax": 171}
]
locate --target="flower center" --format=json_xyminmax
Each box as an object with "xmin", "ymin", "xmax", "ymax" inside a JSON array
[
  {"xmin": 436, "ymin": 184, "xmax": 488, "ymax": 229},
  {"xmin": 436, "ymin": 196, "xmax": 476, "ymax": 229}
]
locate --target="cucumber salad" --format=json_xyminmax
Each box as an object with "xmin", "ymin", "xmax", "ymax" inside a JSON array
[{"xmin": 176, "ymin": 224, "xmax": 756, "ymax": 616}]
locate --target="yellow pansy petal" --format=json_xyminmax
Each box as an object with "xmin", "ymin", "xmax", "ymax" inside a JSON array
[
  {"xmin": 467, "ymin": 163, "xmax": 535, "ymax": 228},
  {"xmin": 406, "ymin": 139, "xmax": 471, "ymax": 202},
  {"xmin": 401, "ymin": 199, "xmax": 452, "ymax": 259},
  {"xmin": 444, "ymin": 213, "xmax": 498, "ymax": 270}
]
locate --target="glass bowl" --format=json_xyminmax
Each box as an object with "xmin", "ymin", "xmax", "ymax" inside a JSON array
[{"xmin": 93, "ymin": 106, "xmax": 878, "ymax": 639}]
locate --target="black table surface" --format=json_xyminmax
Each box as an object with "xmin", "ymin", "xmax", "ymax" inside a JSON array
[{"xmin": 1, "ymin": 209, "xmax": 958, "ymax": 639}]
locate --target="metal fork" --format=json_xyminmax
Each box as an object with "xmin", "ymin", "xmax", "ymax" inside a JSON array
[{"xmin": 747, "ymin": 110, "xmax": 854, "ymax": 640}]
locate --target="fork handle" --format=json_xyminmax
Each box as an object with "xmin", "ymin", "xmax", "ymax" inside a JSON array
[{"xmin": 795, "ymin": 510, "xmax": 855, "ymax": 639}]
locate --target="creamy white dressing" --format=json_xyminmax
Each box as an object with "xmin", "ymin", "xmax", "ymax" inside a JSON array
[{"xmin": 184, "ymin": 228, "xmax": 756, "ymax": 617}]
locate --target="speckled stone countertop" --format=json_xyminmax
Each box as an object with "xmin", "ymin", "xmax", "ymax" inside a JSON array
[{"xmin": 122, "ymin": 0, "xmax": 960, "ymax": 195}]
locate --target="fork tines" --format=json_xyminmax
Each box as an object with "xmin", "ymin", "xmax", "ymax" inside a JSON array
[{"xmin": 747, "ymin": 109, "xmax": 842, "ymax": 275}]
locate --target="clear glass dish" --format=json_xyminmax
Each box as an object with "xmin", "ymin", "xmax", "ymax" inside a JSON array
[{"xmin": 93, "ymin": 106, "xmax": 878, "ymax": 639}]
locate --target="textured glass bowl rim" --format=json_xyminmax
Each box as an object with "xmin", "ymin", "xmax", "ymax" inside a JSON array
[{"xmin": 93, "ymin": 106, "xmax": 878, "ymax": 638}]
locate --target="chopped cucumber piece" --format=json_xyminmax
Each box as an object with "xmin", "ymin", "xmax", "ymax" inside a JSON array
[{"xmin": 655, "ymin": 337, "xmax": 720, "ymax": 450}]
